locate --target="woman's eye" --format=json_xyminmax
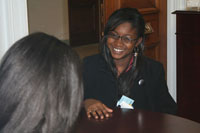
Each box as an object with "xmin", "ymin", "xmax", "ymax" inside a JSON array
[
  {"xmin": 108, "ymin": 33, "xmax": 119, "ymax": 39},
  {"xmin": 122, "ymin": 37, "xmax": 132, "ymax": 43}
]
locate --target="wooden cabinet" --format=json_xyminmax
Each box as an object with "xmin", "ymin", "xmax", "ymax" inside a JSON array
[
  {"xmin": 173, "ymin": 10, "xmax": 200, "ymax": 123},
  {"xmin": 100, "ymin": 0, "xmax": 166, "ymax": 68}
]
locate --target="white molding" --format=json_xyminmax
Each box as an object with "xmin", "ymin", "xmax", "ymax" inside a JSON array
[
  {"xmin": 175, "ymin": 0, "xmax": 187, "ymax": 10},
  {"xmin": 167, "ymin": 0, "xmax": 186, "ymax": 101},
  {"xmin": 0, "ymin": 0, "xmax": 29, "ymax": 59}
]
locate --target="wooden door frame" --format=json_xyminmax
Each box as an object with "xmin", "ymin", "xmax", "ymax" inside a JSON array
[{"xmin": 156, "ymin": 0, "xmax": 167, "ymax": 74}]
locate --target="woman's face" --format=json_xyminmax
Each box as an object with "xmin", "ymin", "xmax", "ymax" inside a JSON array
[{"xmin": 107, "ymin": 22, "xmax": 142, "ymax": 61}]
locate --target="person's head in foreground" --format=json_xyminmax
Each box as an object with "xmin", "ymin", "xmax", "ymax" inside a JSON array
[{"xmin": 0, "ymin": 32, "xmax": 83, "ymax": 133}]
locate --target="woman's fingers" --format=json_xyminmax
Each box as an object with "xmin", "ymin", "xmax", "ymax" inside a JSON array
[
  {"xmin": 96, "ymin": 109, "xmax": 104, "ymax": 119},
  {"xmin": 84, "ymin": 99, "xmax": 113, "ymax": 119},
  {"xmin": 87, "ymin": 108, "xmax": 104, "ymax": 119},
  {"xmin": 102, "ymin": 109, "xmax": 110, "ymax": 118},
  {"xmin": 87, "ymin": 109, "xmax": 98, "ymax": 119},
  {"xmin": 103, "ymin": 104, "xmax": 113, "ymax": 113},
  {"xmin": 87, "ymin": 110, "xmax": 92, "ymax": 118},
  {"xmin": 93, "ymin": 104, "xmax": 113, "ymax": 119},
  {"xmin": 100, "ymin": 104, "xmax": 113, "ymax": 118},
  {"xmin": 91, "ymin": 110, "xmax": 99, "ymax": 119}
]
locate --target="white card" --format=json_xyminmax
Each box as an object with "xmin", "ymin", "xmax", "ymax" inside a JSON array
[{"xmin": 119, "ymin": 101, "xmax": 134, "ymax": 109}]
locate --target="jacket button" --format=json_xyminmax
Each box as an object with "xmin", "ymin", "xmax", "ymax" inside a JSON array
[{"xmin": 138, "ymin": 79, "xmax": 144, "ymax": 86}]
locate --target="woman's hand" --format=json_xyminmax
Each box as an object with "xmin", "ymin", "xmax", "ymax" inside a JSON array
[{"xmin": 84, "ymin": 99, "xmax": 113, "ymax": 119}]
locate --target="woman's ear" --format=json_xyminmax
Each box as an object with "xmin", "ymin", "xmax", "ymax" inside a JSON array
[{"xmin": 135, "ymin": 37, "xmax": 143, "ymax": 47}]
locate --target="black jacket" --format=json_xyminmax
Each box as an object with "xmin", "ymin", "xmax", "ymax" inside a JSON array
[{"xmin": 83, "ymin": 54, "xmax": 177, "ymax": 115}]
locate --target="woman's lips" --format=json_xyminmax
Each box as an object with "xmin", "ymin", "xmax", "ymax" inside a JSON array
[{"xmin": 113, "ymin": 48, "xmax": 124, "ymax": 52}]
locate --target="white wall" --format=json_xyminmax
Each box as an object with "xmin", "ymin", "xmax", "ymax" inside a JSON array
[
  {"xmin": 0, "ymin": 0, "xmax": 29, "ymax": 59},
  {"xmin": 167, "ymin": 0, "xmax": 186, "ymax": 101},
  {"xmin": 27, "ymin": 0, "xmax": 69, "ymax": 40},
  {"xmin": 0, "ymin": 0, "xmax": 69, "ymax": 59}
]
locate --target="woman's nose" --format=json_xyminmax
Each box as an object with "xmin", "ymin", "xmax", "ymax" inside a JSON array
[{"xmin": 114, "ymin": 37, "xmax": 123, "ymax": 46}]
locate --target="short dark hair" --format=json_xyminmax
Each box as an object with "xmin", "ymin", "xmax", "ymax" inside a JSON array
[
  {"xmin": 100, "ymin": 8, "xmax": 145, "ymax": 98},
  {"xmin": 0, "ymin": 32, "xmax": 83, "ymax": 133}
]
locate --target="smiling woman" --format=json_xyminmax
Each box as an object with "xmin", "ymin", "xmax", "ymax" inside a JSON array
[{"xmin": 82, "ymin": 7, "xmax": 177, "ymax": 120}]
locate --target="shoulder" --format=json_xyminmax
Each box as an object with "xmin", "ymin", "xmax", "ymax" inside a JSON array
[
  {"xmin": 83, "ymin": 54, "xmax": 106, "ymax": 71},
  {"xmin": 83, "ymin": 54, "xmax": 102, "ymax": 63},
  {"xmin": 83, "ymin": 53, "xmax": 106, "ymax": 65},
  {"xmin": 141, "ymin": 56, "xmax": 165, "ymax": 76},
  {"xmin": 143, "ymin": 56, "xmax": 163, "ymax": 67},
  {"xmin": 143, "ymin": 56, "xmax": 163, "ymax": 69}
]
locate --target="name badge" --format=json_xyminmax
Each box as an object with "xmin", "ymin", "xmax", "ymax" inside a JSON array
[{"xmin": 116, "ymin": 95, "xmax": 134, "ymax": 109}]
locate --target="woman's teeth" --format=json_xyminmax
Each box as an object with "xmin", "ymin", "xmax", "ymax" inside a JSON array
[{"xmin": 114, "ymin": 48, "xmax": 123, "ymax": 52}]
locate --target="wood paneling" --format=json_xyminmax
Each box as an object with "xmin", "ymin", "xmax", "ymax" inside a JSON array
[
  {"xmin": 158, "ymin": 0, "xmax": 167, "ymax": 73},
  {"xmin": 104, "ymin": 0, "xmax": 120, "ymax": 24},
  {"xmin": 120, "ymin": 0, "xmax": 156, "ymax": 8},
  {"xmin": 143, "ymin": 12, "xmax": 160, "ymax": 60}
]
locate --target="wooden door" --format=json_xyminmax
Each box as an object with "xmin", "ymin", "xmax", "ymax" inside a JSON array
[{"xmin": 68, "ymin": 0, "xmax": 100, "ymax": 47}]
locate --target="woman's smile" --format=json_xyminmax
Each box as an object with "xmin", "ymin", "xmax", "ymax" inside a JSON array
[{"xmin": 114, "ymin": 47, "xmax": 124, "ymax": 52}]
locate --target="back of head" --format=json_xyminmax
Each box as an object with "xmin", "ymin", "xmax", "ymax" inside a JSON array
[{"xmin": 0, "ymin": 32, "xmax": 83, "ymax": 133}]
